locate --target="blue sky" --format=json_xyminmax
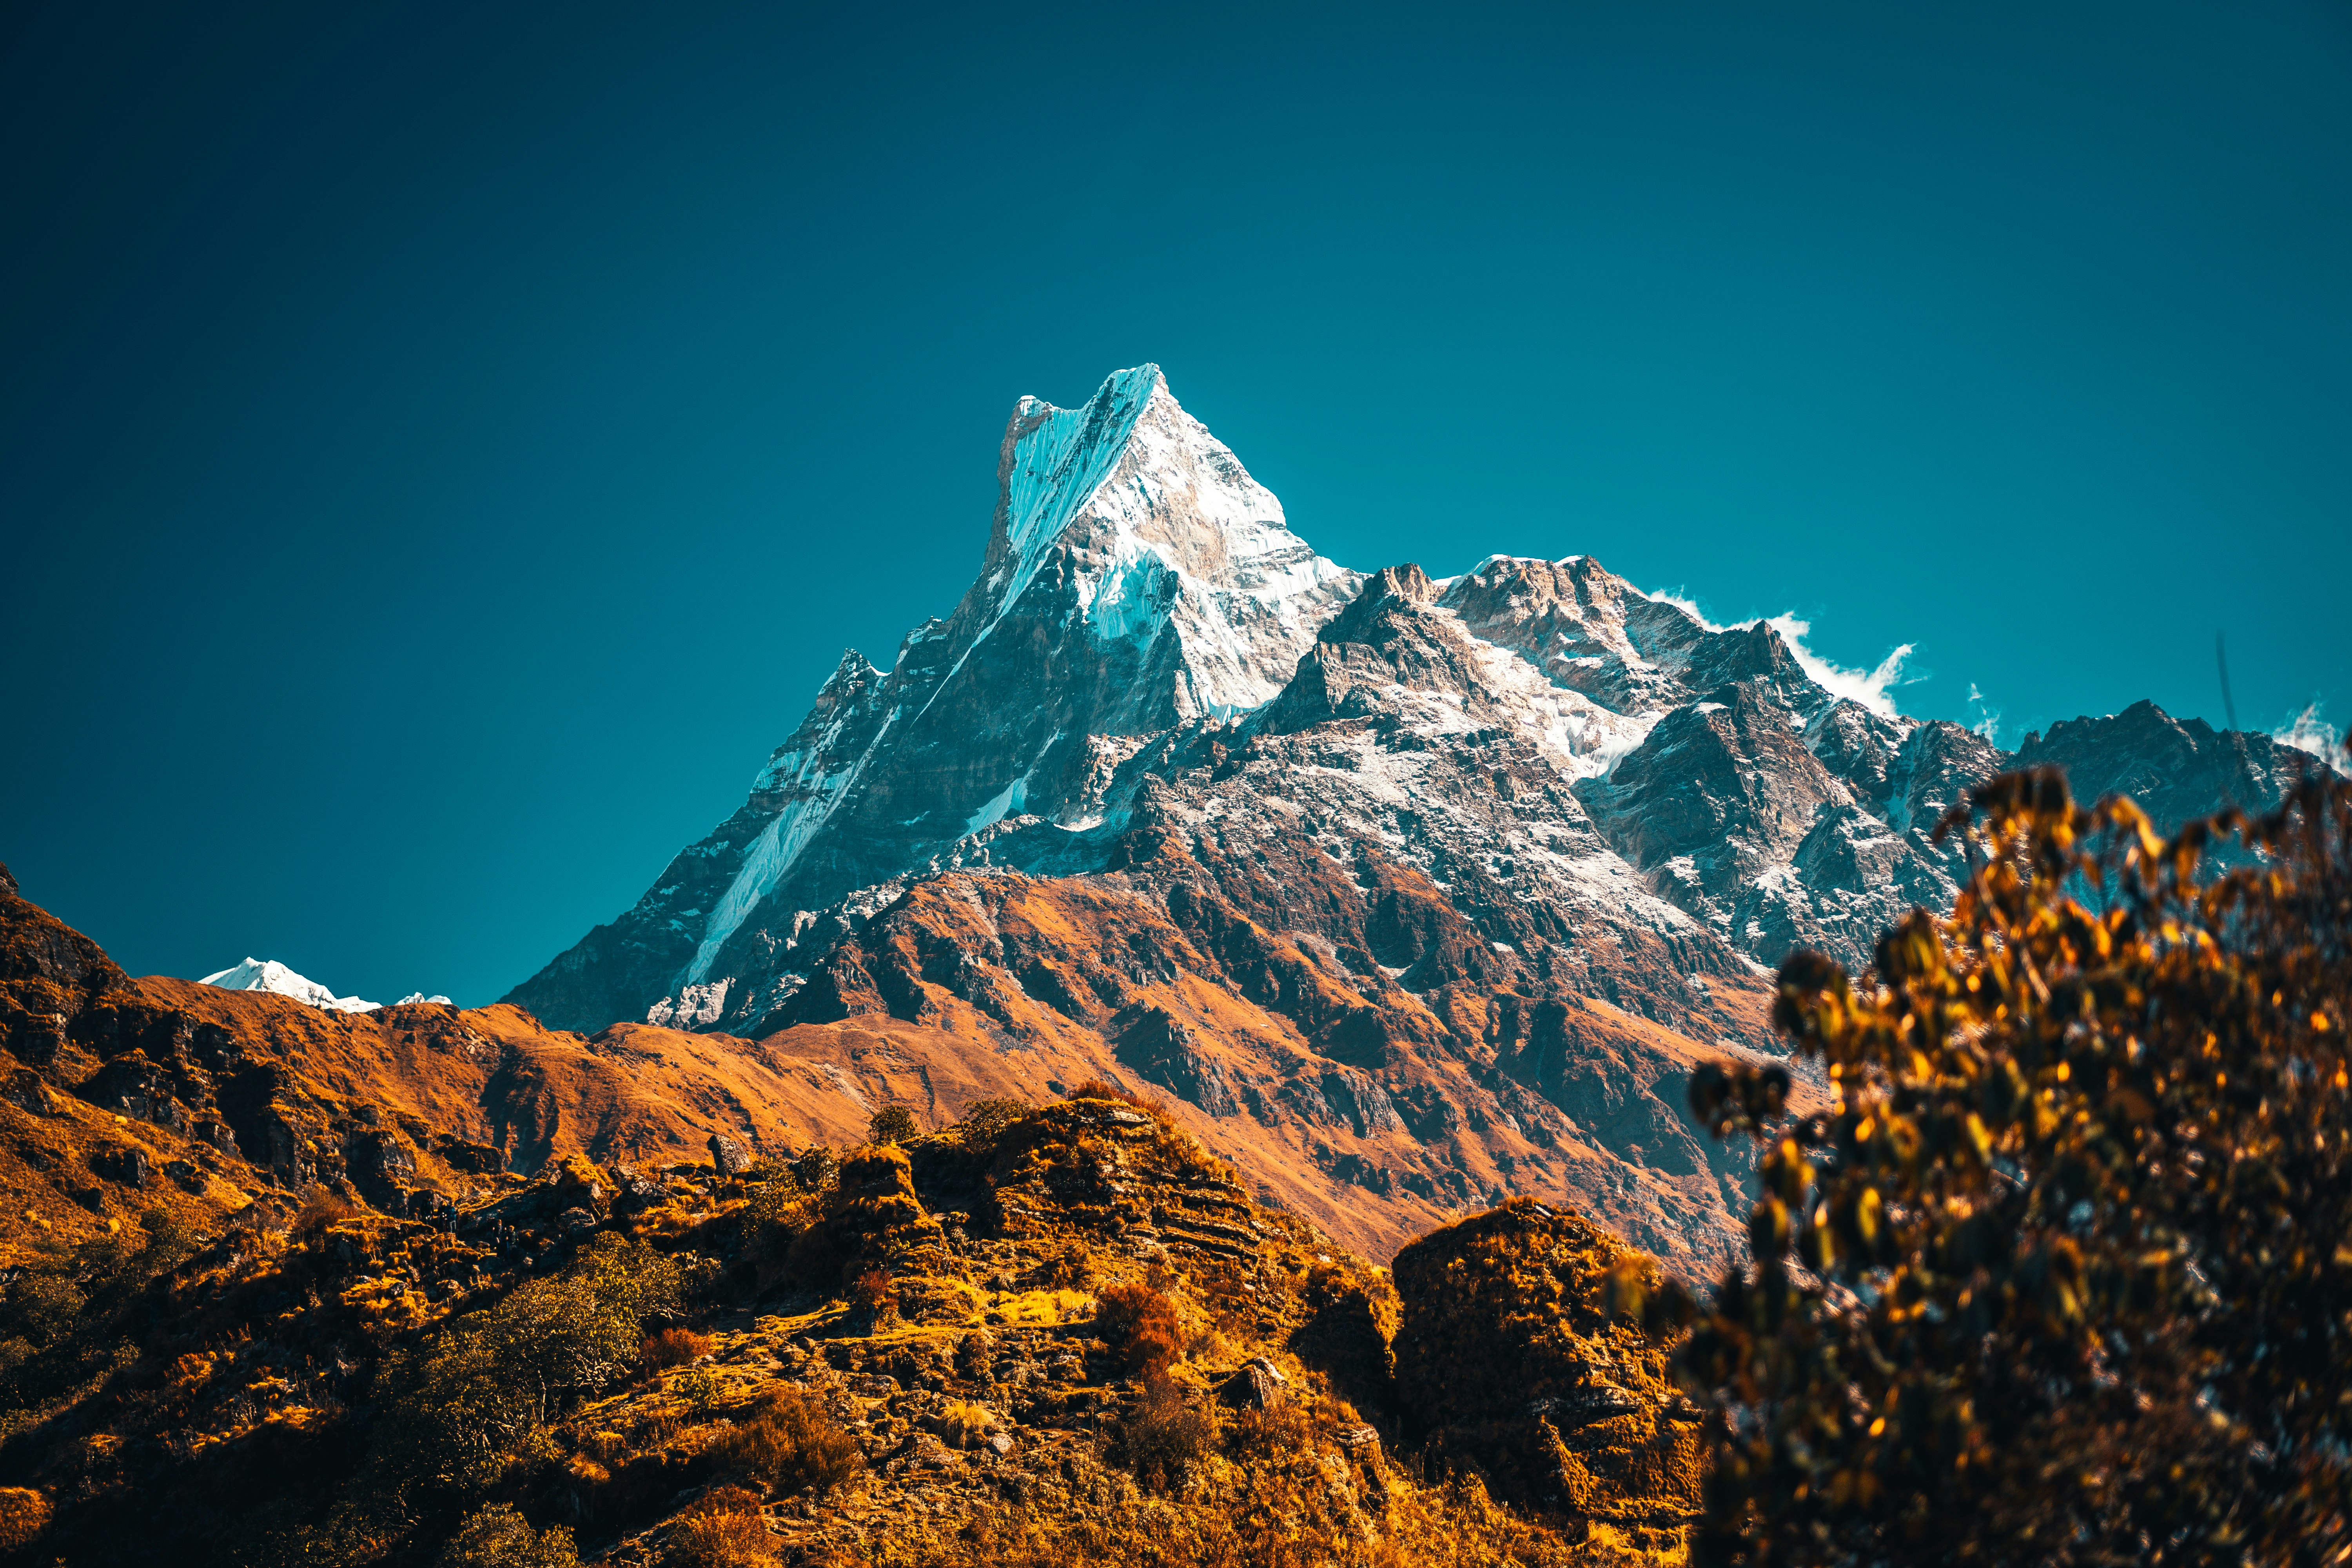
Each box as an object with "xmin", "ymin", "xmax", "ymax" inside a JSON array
[{"xmin": 3, "ymin": 2, "xmax": 2346, "ymax": 1007}]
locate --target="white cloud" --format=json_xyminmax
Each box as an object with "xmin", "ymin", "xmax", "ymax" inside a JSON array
[
  {"xmin": 1644, "ymin": 588, "xmax": 1919, "ymax": 721},
  {"xmin": 1964, "ymin": 683, "xmax": 2003, "ymax": 742},
  {"xmin": 2272, "ymin": 700, "xmax": 2341, "ymax": 760}
]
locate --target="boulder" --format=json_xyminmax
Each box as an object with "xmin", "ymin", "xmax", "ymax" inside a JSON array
[
  {"xmin": 1216, "ymin": 1357, "xmax": 1287, "ymax": 1410},
  {"xmin": 3, "ymin": 1069, "xmax": 58, "ymax": 1117},
  {"xmin": 709, "ymin": 1132, "xmax": 751, "ymax": 1176}
]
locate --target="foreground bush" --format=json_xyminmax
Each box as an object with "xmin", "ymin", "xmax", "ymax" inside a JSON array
[
  {"xmin": 665, "ymin": 1485, "xmax": 775, "ymax": 1568},
  {"xmin": 436, "ymin": 1503, "xmax": 579, "ymax": 1568},
  {"xmin": 720, "ymin": 1388, "xmax": 864, "ymax": 1496},
  {"xmin": 1677, "ymin": 766, "xmax": 2352, "ymax": 1566},
  {"xmin": 1094, "ymin": 1281, "xmax": 1180, "ymax": 1376},
  {"xmin": 1103, "ymin": 1369, "xmax": 1214, "ymax": 1492}
]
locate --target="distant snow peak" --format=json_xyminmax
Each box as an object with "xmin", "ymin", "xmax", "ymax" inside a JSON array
[
  {"xmin": 199, "ymin": 957, "xmax": 379, "ymax": 1013},
  {"xmin": 2274, "ymin": 700, "xmax": 2342, "ymax": 761}
]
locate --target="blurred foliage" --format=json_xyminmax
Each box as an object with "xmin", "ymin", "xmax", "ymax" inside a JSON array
[{"xmin": 1672, "ymin": 765, "xmax": 2352, "ymax": 1566}]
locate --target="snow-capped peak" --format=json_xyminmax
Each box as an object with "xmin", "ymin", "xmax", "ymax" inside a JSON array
[
  {"xmin": 969, "ymin": 364, "xmax": 1359, "ymax": 722},
  {"xmin": 198, "ymin": 958, "xmax": 447, "ymax": 1013}
]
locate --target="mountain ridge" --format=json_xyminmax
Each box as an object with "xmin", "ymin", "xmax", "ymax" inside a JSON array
[{"xmin": 503, "ymin": 364, "xmax": 2325, "ymax": 1272}]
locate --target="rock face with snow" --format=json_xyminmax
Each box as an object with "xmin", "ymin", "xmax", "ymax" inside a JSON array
[{"xmin": 505, "ymin": 363, "xmax": 2328, "ymax": 1266}]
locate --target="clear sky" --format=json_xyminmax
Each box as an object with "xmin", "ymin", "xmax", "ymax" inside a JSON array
[{"xmin": 4, "ymin": 2, "xmax": 2347, "ymax": 1008}]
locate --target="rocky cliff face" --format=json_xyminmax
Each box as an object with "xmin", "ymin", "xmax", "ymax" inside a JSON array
[{"xmin": 506, "ymin": 365, "xmax": 2326, "ymax": 1270}]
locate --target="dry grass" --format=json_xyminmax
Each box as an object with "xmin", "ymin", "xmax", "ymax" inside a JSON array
[
  {"xmin": 666, "ymin": 1486, "xmax": 775, "ymax": 1568},
  {"xmin": 851, "ymin": 1463, "xmax": 1617, "ymax": 1568},
  {"xmin": 642, "ymin": 1327, "xmax": 715, "ymax": 1370},
  {"xmin": 935, "ymin": 1400, "xmax": 991, "ymax": 1448},
  {"xmin": 719, "ymin": 1388, "xmax": 865, "ymax": 1497}
]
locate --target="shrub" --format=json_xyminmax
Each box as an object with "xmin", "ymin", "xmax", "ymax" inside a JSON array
[
  {"xmin": 643, "ymin": 1328, "xmax": 715, "ymax": 1370},
  {"xmin": 1033, "ymin": 1241, "xmax": 1097, "ymax": 1292},
  {"xmin": 0, "ymin": 1488, "xmax": 50, "ymax": 1552},
  {"xmin": 846, "ymin": 1266, "xmax": 895, "ymax": 1320},
  {"xmin": 742, "ymin": 1174, "xmax": 829, "ymax": 1295},
  {"xmin": 1061, "ymin": 1079, "xmax": 1164, "ymax": 1116},
  {"xmin": 436, "ymin": 1503, "xmax": 579, "ymax": 1568},
  {"xmin": 665, "ymin": 1485, "xmax": 775, "ymax": 1568},
  {"xmin": 719, "ymin": 1388, "xmax": 864, "ymax": 1497},
  {"xmin": 866, "ymin": 1104, "xmax": 918, "ymax": 1144},
  {"xmin": 3, "ymin": 1274, "xmax": 82, "ymax": 1348},
  {"xmin": 1224, "ymin": 1399, "xmax": 1317, "ymax": 1465},
  {"xmin": 1104, "ymin": 1369, "xmax": 1213, "ymax": 1493},
  {"xmin": 347, "ymin": 1239, "xmax": 657, "ymax": 1529},
  {"xmin": 567, "ymin": 1232, "xmax": 688, "ymax": 1324},
  {"xmin": 1095, "ymin": 1281, "xmax": 1180, "ymax": 1376},
  {"xmin": 786, "ymin": 1147, "xmax": 838, "ymax": 1193},
  {"xmin": 1677, "ymin": 766, "xmax": 2352, "ymax": 1567},
  {"xmin": 953, "ymin": 1097, "xmax": 1029, "ymax": 1154},
  {"xmin": 673, "ymin": 1367, "xmax": 724, "ymax": 1415},
  {"xmin": 934, "ymin": 1400, "xmax": 991, "ymax": 1448},
  {"xmin": 290, "ymin": 1189, "xmax": 356, "ymax": 1242}
]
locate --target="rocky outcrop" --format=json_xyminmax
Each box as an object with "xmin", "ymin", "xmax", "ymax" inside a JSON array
[
  {"xmin": 0, "ymin": 1085, "xmax": 1695, "ymax": 1568},
  {"xmin": 1391, "ymin": 1198, "xmax": 1702, "ymax": 1539}
]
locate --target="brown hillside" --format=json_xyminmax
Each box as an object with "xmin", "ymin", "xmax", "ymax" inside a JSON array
[
  {"xmin": 0, "ymin": 861, "xmax": 1810, "ymax": 1270},
  {"xmin": 0, "ymin": 1080, "xmax": 1702, "ymax": 1567},
  {"xmin": 745, "ymin": 853, "xmax": 1813, "ymax": 1269}
]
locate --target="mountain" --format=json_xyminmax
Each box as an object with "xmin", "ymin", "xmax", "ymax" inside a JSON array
[{"xmin": 506, "ymin": 365, "xmax": 2325, "ymax": 1270}]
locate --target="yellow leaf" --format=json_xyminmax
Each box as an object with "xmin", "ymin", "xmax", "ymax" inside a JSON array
[{"xmin": 1965, "ymin": 1112, "xmax": 1993, "ymax": 1160}]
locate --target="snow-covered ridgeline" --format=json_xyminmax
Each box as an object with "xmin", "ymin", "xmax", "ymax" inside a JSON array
[
  {"xmin": 198, "ymin": 958, "xmax": 449, "ymax": 1013},
  {"xmin": 683, "ymin": 662, "xmax": 900, "ymax": 988}
]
